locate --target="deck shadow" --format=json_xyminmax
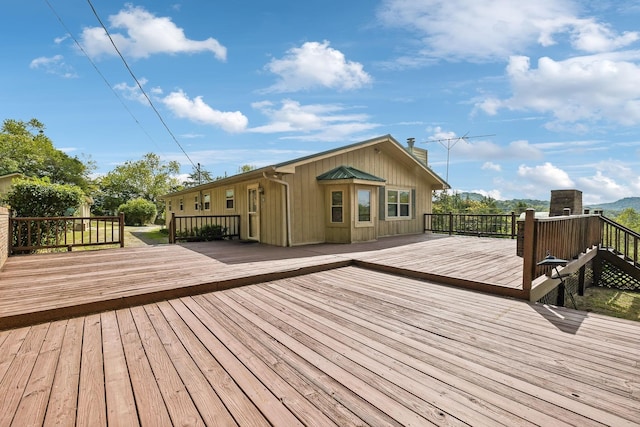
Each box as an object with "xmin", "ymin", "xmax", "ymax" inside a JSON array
[{"xmin": 180, "ymin": 233, "xmax": 449, "ymax": 264}]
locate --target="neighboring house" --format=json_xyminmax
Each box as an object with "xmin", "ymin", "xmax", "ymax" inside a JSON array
[
  {"xmin": 163, "ymin": 134, "xmax": 448, "ymax": 246},
  {"xmin": 0, "ymin": 173, "xmax": 23, "ymax": 205}
]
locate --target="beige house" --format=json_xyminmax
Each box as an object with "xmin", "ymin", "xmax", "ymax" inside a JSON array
[
  {"xmin": 0, "ymin": 173, "xmax": 23, "ymax": 204},
  {"xmin": 163, "ymin": 135, "xmax": 448, "ymax": 246}
]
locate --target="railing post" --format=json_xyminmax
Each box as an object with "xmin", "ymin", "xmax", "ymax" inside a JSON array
[
  {"xmin": 521, "ymin": 209, "xmax": 536, "ymax": 299},
  {"xmin": 510, "ymin": 211, "xmax": 516, "ymax": 239},
  {"xmin": 170, "ymin": 212, "xmax": 176, "ymax": 244},
  {"xmin": 448, "ymin": 212, "xmax": 453, "ymax": 236},
  {"xmin": 119, "ymin": 212, "xmax": 125, "ymax": 247}
]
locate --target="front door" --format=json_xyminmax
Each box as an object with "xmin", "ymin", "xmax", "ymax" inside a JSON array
[{"xmin": 247, "ymin": 185, "xmax": 260, "ymax": 241}]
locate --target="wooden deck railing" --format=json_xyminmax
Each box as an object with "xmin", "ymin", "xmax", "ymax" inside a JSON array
[
  {"xmin": 10, "ymin": 214, "xmax": 125, "ymax": 254},
  {"xmin": 601, "ymin": 216, "xmax": 639, "ymax": 267},
  {"xmin": 169, "ymin": 213, "xmax": 241, "ymax": 243},
  {"xmin": 424, "ymin": 212, "xmax": 517, "ymax": 238},
  {"xmin": 520, "ymin": 210, "xmax": 603, "ymax": 297}
]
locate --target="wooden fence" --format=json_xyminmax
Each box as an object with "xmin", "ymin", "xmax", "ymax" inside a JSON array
[
  {"xmin": 169, "ymin": 213, "xmax": 241, "ymax": 243},
  {"xmin": 424, "ymin": 212, "xmax": 517, "ymax": 238},
  {"xmin": 10, "ymin": 214, "xmax": 125, "ymax": 254}
]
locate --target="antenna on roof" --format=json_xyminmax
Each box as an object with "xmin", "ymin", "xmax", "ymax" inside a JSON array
[{"xmin": 422, "ymin": 132, "xmax": 495, "ymax": 184}]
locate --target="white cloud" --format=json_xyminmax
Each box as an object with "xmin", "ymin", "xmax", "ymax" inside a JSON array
[
  {"xmin": 113, "ymin": 79, "xmax": 149, "ymax": 104},
  {"xmin": 265, "ymin": 41, "xmax": 372, "ymax": 92},
  {"xmin": 377, "ymin": 0, "xmax": 638, "ymax": 62},
  {"xmin": 570, "ymin": 19, "xmax": 639, "ymax": 53},
  {"xmin": 29, "ymin": 55, "xmax": 77, "ymax": 78},
  {"xmin": 481, "ymin": 162, "xmax": 502, "ymax": 172},
  {"xmin": 79, "ymin": 5, "xmax": 226, "ymax": 60},
  {"xmin": 249, "ymin": 99, "xmax": 379, "ymax": 141},
  {"xmin": 470, "ymin": 189, "xmax": 503, "ymax": 200},
  {"xmin": 517, "ymin": 162, "xmax": 574, "ymax": 188},
  {"xmin": 161, "ymin": 90, "xmax": 248, "ymax": 133},
  {"xmin": 477, "ymin": 54, "xmax": 640, "ymax": 128}
]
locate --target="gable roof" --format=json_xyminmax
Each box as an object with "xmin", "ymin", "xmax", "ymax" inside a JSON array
[
  {"xmin": 316, "ymin": 166, "xmax": 385, "ymax": 182},
  {"xmin": 163, "ymin": 134, "xmax": 448, "ymax": 197}
]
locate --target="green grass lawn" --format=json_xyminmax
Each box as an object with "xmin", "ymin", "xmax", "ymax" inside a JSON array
[{"xmin": 573, "ymin": 287, "xmax": 640, "ymax": 321}]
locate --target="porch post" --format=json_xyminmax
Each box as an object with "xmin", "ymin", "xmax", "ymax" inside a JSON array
[
  {"xmin": 521, "ymin": 209, "xmax": 536, "ymax": 299},
  {"xmin": 119, "ymin": 212, "xmax": 125, "ymax": 248}
]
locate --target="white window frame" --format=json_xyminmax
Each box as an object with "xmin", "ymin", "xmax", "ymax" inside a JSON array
[
  {"xmin": 386, "ymin": 188, "xmax": 411, "ymax": 219},
  {"xmin": 194, "ymin": 195, "xmax": 199, "ymax": 211},
  {"xmin": 179, "ymin": 198, "xmax": 184, "ymax": 211},
  {"xmin": 356, "ymin": 188, "xmax": 373, "ymax": 226},
  {"xmin": 203, "ymin": 193, "xmax": 211, "ymax": 210}
]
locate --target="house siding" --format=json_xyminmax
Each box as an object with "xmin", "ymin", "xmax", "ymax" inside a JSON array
[
  {"xmin": 287, "ymin": 142, "xmax": 433, "ymax": 244},
  {"xmin": 163, "ymin": 135, "xmax": 441, "ymax": 247}
]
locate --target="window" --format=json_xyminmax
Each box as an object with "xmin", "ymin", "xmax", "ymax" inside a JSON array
[
  {"xmin": 226, "ymin": 189, "xmax": 234, "ymax": 209},
  {"xmin": 203, "ymin": 193, "xmax": 210, "ymax": 210},
  {"xmin": 357, "ymin": 189, "xmax": 371, "ymax": 222},
  {"xmin": 387, "ymin": 189, "xmax": 411, "ymax": 218},
  {"xmin": 194, "ymin": 195, "xmax": 199, "ymax": 211},
  {"xmin": 168, "ymin": 200, "xmax": 172, "ymax": 212},
  {"xmin": 331, "ymin": 191, "xmax": 343, "ymax": 223},
  {"xmin": 179, "ymin": 199, "xmax": 184, "ymax": 211}
]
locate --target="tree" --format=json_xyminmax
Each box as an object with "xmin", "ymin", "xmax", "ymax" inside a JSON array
[
  {"xmin": 238, "ymin": 164, "xmax": 256, "ymax": 173},
  {"xmin": 182, "ymin": 164, "xmax": 214, "ymax": 188},
  {"xmin": 5, "ymin": 177, "xmax": 85, "ymax": 217},
  {"xmin": 95, "ymin": 153, "xmax": 180, "ymax": 217},
  {"xmin": 614, "ymin": 208, "xmax": 640, "ymax": 233},
  {"xmin": 0, "ymin": 118, "xmax": 93, "ymax": 191},
  {"xmin": 118, "ymin": 198, "xmax": 157, "ymax": 226}
]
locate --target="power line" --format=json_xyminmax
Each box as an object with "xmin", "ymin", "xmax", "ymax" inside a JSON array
[
  {"xmin": 85, "ymin": 0, "xmax": 198, "ymax": 170},
  {"xmin": 44, "ymin": 0, "xmax": 160, "ymax": 150}
]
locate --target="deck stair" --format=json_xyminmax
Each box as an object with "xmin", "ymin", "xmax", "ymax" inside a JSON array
[{"xmin": 597, "ymin": 216, "xmax": 640, "ymax": 290}]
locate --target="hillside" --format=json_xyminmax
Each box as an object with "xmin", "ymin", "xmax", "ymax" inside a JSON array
[
  {"xmin": 588, "ymin": 197, "xmax": 640, "ymax": 213},
  {"xmin": 458, "ymin": 192, "xmax": 639, "ymax": 214}
]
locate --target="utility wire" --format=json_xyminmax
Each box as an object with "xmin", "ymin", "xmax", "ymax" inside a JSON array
[
  {"xmin": 85, "ymin": 0, "xmax": 198, "ymax": 170},
  {"xmin": 44, "ymin": 0, "xmax": 160, "ymax": 152}
]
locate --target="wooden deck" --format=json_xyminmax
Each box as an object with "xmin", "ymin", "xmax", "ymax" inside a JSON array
[
  {"xmin": 1, "ymin": 235, "xmax": 639, "ymax": 425},
  {"xmin": 0, "ymin": 235, "xmax": 523, "ymax": 330}
]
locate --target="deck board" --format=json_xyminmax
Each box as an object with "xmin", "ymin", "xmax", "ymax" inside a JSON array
[{"xmin": 0, "ymin": 236, "xmax": 639, "ymax": 425}]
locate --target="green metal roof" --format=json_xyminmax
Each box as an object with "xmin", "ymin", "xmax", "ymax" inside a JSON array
[{"xmin": 316, "ymin": 166, "xmax": 386, "ymax": 182}]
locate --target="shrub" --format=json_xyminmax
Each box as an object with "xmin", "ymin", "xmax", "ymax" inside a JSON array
[
  {"xmin": 197, "ymin": 224, "xmax": 226, "ymax": 241},
  {"xmin": 118, "ymin": 198, "xmax": 157, "ymax": 226},
  {"xmin": 5, "ymin": 177, "xmax": 84, "ymax": 217}
]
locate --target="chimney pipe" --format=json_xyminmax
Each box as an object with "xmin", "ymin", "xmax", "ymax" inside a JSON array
[{"xmin": 407, "ymin": 137, "xmax": 415, "ymax": 151}]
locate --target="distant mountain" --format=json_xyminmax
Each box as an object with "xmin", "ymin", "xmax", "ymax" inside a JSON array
[
  {"xmin": 588, "ymin": 197, "xmax": 640, "ymax": 214},
  {"xmin": 457, "ymin": 192, "xmax": 640, "ymax": 215}
]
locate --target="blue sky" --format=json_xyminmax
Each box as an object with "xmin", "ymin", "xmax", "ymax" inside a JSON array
[{"xmin": 2, "ymin": 1, "xmax": 640, "ymax": 204}]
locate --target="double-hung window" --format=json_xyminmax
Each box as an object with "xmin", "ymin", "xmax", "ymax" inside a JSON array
[
  {"xmin": 203, "ymin": 193, "xmax": 211, "ymax": 210},
  {"xmin": 331, "ymin": 191, "xmax": 343, "ymax": 223},
  {"xmin": 387, "ymin": 189, "xmax": 411, "ymax": 218}
]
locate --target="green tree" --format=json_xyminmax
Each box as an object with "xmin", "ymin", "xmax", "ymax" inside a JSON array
[
  {"xmin": 118, "ymin": 198, "xmax": 157, "ymax": 226},
  {"xmin": 0, "ymin": 118, "xmax": 93, "ymax": 191},
  {"xmin": 5, "ymin": 177, "xmax": 84, "ymax": 217},
  {"xmin": 614, "ymin": 208, "xmax": 640, "ymax": 232},
  {"xmin": 238, "ymin": 164, "xmax": 256, "ymax": 174},
  {"xmin": 182, "ymin": 164, "xmax": 214, "ymax": 188},
  {"xmin": 95, "ymin": 153, "xmax": 180, "ymax": 216}
]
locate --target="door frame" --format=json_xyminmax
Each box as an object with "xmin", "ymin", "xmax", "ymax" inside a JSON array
[{"xmin": 247, "ymin": 184, "xmax": 260, "ymax": 241}]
